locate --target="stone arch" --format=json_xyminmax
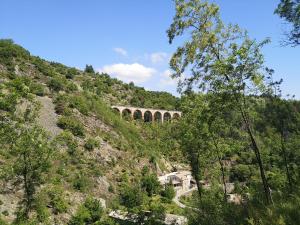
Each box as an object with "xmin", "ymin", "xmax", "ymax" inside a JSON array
[
  {"xmin": 173, "ymin": 113, "xmax": 180, "ymax": 120},
  {"xmin": 112, "ymin": 107, "xmax": 121, "ymax": 115},
  {"xmin": 122, "ymin": 108, "xmax": 132, "ymax": 120},
  {"xmin": 163, "ymin": 112, "xmax": 171, "ymax": 122},
  {"xmin": 133, "ymin": 109, "xmax": 143, "ymax": 121},
  {"xmin": 144, "ymin": 111, "xmax": 153, "ymax": 122},
  {"xmin": 154, "ymin": 111, "xmax": 162, "ymax": 122}
]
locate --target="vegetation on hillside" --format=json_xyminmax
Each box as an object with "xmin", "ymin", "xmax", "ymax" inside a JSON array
[
  {"xmin": 167, "ymin": 0, "xmax": 300, "ymax": 224},
  {"xmin": 0, "ymin": 0, "xmax": 300, "ymax": 224},
  {"xmin": 0, "ymin": 39, "xmax": 181, "ymax": 224}
]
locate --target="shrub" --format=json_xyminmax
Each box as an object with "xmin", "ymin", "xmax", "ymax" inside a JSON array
[
  {"xmin": 230, "ymin": 164, "xmax": 253, "ymax": 182},
  {"xmin": 47, "ymin": 187, "xmax": 68, "ymax": 214},
  {"xmin": 161, "ymin": 184, "xmax": 176, "ymax": 202},
  {"xmin": 69, "ymin": 197, "xmax": 103, "ymax": 225},
  {"xmin": 141, "ymin": 173, "xmax": 161, "ymax": 196},
  {"xmin": 84, "ymin": 138, "xmax": 99, "ymax": 151},
  {"xmin": 69, "ymin": 95, "xmax": 90, "ymax": 115},
  {"xmin": 56, "ymin": 131, "xmax": 78, "ymax": 154},
  {"xmin": 30, "ymin": 82, "xmax": 45, "ymax": 96},
  {"xmin": 57, "ymin": 116, "xmax": 85, "ymax": 137},
  {"xmin": 66, "ymin": 82, "xmax": 78, "ymax": 92},
  {"xmin": 54, "ymin": 94, "xmax": 68, "ymax": 114},
  {"xmin": 120, "ymin": 185, "xmax": 145, "ymax": 208},
  {"xmin": 35, "ymin": 192, "xmax": 50, "ymax": 223},
  {"xmin": 48, "ymin": 77, "xmax": 65, "ymax": 92},
  {"xmin": 73, "ymin": 173, "xmax": 91, "ymax": 192},
  {"xmin": 66, "ymin": 73, "xmax": 74, "ymax": 79}
]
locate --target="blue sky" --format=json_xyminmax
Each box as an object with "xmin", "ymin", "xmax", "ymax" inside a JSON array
[{"xmin": 1, "ymin": 0, "xmax": 299, "ymax": 98}]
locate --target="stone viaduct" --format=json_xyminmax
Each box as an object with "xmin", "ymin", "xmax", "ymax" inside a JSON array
[{"xmin": 112, "ymin": 105, "xmax": 182, "ymax": 123}]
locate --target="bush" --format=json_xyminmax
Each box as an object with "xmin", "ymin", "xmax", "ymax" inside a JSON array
[
  {"xmin": 230, "ymin": 164, "xmax": 252, "ymax": 182},
  {"xmin": 73, "ymin": 173, "xmax": 91, "ymax": 192},
  {"xmin": 30, "ymin": 82, "xmax": 45, "ymax": 96},
  {"xmin": 35, "ymin": 192, "xmax": 50, "ymax": 223},
  {"xmin": 66, "ymin": 82, "xmax": 78, "ymax": 92},
  {"xmin": 161, "ymin": 184, "xmax": 176, "ymax": 202},
  {"xmin": 56, "ymin": 131, "xmax": 78, "ymax": 154},
  {"xmin": 84, "ymin": 138, "xmax": 99, "ymax": 151},
  {"xmin": 69, "ymin": 95, "xmax": 90, "ymax": 115},
  {"xmin": 141, "ymin": 173, "xmax": 161, "ymax": 196},
  {"xmin": 120, "ymin": 185, "xmax": 145, "ymax": 208},
  {"xmin": 47, "ymin": 187, "xmax": 68, "ymax": 214},
  {"xmin": 69, "ymin": 197, "xmax": 103, "ymax": 225},
  {"xmin": 57, "ymin": 116, "xmax": 85, "ymax": 137},
  {"xmin": 48, "ymin": 77, "xmax": 65, "ymax": 92}
]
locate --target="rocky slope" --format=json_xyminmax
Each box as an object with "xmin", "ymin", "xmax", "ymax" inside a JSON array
[{"xmin": 0, "ymin": 39, "xmax": 184, "ymax": 224}]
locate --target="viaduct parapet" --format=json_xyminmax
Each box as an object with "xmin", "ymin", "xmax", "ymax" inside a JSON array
[{"xmin": 112, "ymin": 105, "xmax": 182, "ymax": 123}]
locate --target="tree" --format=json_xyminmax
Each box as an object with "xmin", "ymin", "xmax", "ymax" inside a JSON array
[
  {"xmin": 263, "ymin": 97, "xmax": 300, "ymax": 191},
  {"xmin": 10, "ymin": 125, "xmax": 53, "ymax": 218},
  {"xmin": 141, "ymin": 173, "xmax": 161, "ymax": 197},
  {"xmin": 275, "ymin": 0, "xmax": 300, "ymax": 46},
  {"xmin": 84, "ymin": 64, "xmax": 95, "ymax": 73},
  {"xmin": 168, "ymin": 0, "xmax": 272, "ymax": 204},
  {"xmin": 119, "ymin": 185, "xmax": 145, "ymax": 209},
  {"xmin": 161, "ymin": 184, "xmax": 176, "ymax": 202},
  {"xmin": 178, "ymin": 94, "xmax": 214, "ymax": 198}
]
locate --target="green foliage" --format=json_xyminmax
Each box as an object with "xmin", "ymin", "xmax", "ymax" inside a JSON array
[
  {"xmin": 65, "ymin": 68, "xmax": 78, "ymax": 80},
  {"xmin": 30, "ymin": 82, "xmax": 45, "ymax": 96},
  {"xmin": 68, "ymin": 94, "xmax": 90, "ymax": 115},
  {"xmin": 119, "ymin": 185, "xmax": 145, "ymax": 209},
  {"xmin": 0, "ymin": 39, "xmax": 30, "ymax": 71},
  {"xmin": 56, "ymin": 131, "xmax": 78, "ymax": 154},
  {"xmin": 8, "ymin": 125, "xmax": 53, "ymax": 218},
  {"xmin": 84, "ymin": 138, "xmax": 99, "ymax": 151},
  {"xmin": 48, "ymin": 76, "xmax": 65, "ymax": 92},
  {"xmin": 73, "ymin": 173, "xmax": 91, "ymax": 192},
  {"xmin": 34, "ymin": 191, "xmax": 51, "ymax": 223},
  {"xmin": 275, "ymin": 0, "xmax": 300, "ymax": 46},
  {"xmin": 230, "ymin": 164, "xmax": 253, "ymax": 182},
  {"xmin": 161, "ymin": 184, "xmax": 176, "ymax": 202},
  {"xmin": 69, "ymin": 197, "xmax": 103, "ymax": 225},
  {"xmin": 47, "ymin": 186, "xmax": 68, "ymax": 214},
  {"xmin": 84, "ymin": 64, "xmax": 95, "ymax": 73},
  {"xmin": 168, "ymin": 0, "xmax": 273, "ymax": 203},
  {"xmin": 57, "ymin": 116, "xmax": 85, "ymax": 137},
  {"xmin": 141, "ymin": 173, "xmax": 161, "ymax": 197}
]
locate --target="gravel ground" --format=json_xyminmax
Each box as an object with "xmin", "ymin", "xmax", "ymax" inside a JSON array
[{"xmin": 36, "ymin": 96, "xmax": 62, "ymax": 138}]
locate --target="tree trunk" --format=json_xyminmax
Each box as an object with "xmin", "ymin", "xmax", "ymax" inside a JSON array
[
  {"xmin": 212, "ymin": 140, "xmax": 227, "ymax": 201},
  {"xmin": 242, "ymin": 111, "xmax": 272, "ymax": 204},
  {"xmin": 192, "ymin": 152, "xmax": 202, "ymax": 199},
  {"xmin": 226, "ymin": 79, "xmax": 272, "ymax": 204}
]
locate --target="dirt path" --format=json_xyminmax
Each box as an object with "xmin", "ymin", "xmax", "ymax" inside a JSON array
[{"xmin": 173, "ymin": 187, "xmax": 197, "ymax": 208}]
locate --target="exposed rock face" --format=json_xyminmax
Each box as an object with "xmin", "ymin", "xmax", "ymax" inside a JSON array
[
  {"xmin": 165, "ymin": 214, "xmax": 188, "ymax": 225},
  {"xmin": 0, "ymin": 182, "xmax": 22, "ymax": 223}
]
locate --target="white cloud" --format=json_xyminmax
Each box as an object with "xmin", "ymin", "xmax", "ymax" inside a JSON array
[
  {"xmin": 159, "ymin": 69, "xmax": 184, "ymax": 87},
  {"xmin": 100, "ymin": 63, "xmax": 156, "ymax": 84},
  {"xmin": 150, "ymin": 52, "xmax": 168, "ymax": 64},
  {"xmin": 113, "ymin": 47, "xmax": 127, "ymax": 56}
]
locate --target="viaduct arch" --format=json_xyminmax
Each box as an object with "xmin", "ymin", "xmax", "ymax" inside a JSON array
[{"xmin": 112, "ymin": 106, "xmax": 182, "ymax": 123}]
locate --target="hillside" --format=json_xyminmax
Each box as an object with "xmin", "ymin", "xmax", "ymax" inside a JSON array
[
  {"xmin": 1, "ymin": 36, "xmax": 300, "ymax": 225},
  {"xmin": 0, "ymin": 39, "xmax": 185, "ymax": 224}
]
